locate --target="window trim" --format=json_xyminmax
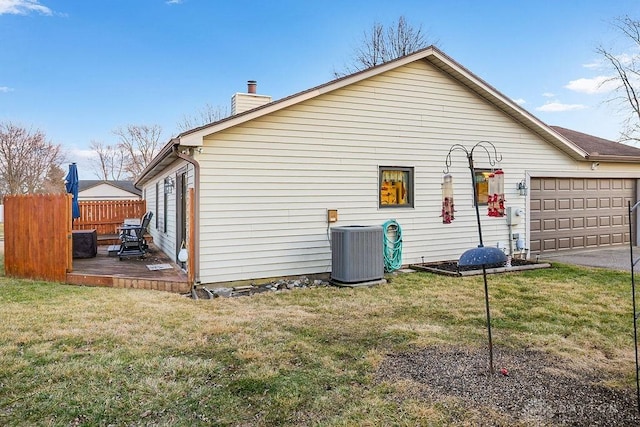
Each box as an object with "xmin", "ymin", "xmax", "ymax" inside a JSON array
[{"xmin": 378, "ymin": 166, "xmax": 414, "ymax": 209}]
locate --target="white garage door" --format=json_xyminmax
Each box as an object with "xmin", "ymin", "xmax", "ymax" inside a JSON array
[{"xmin": 529, "ymin": 177, "xmax": 635, "ymax": 254}]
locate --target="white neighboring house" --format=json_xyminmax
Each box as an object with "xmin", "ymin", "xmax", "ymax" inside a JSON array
[
  {"xmin": 78, "ymin": 181, "xmax": 142, "ymax": 201},
  {"xmin": 135, "ymin": 46, "xmax": 640, "ymax": 286}
]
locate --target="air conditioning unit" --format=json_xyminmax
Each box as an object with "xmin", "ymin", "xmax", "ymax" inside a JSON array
[{"xmin": 331, "ymin": 225, "xmax": 383, "ymax": 283}]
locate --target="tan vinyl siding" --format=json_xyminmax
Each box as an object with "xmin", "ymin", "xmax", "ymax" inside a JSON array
[
  {"xmin": 144, "ymin": 160, "xmax": 192, "ymax": 261},
  {"xmin": 193, "ymin": 60, "xmax": 640, "ymax": 284}
]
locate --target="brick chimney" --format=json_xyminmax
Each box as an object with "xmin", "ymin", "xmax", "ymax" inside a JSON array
[{"xmin": 231, "ymin": 80, "xmax": 272, "ymax": 115}]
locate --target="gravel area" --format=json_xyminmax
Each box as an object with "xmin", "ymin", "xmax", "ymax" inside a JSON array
[{"xmin": 376, "ymin": 346, "xmax": 640, "ymax": 426}]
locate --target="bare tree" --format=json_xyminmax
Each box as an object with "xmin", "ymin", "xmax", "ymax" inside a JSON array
[
  {"xmin": 177, "ymin": 103, "xmax": 228, "ymax": 132},
  {"xmin": 335, "ymin": 16, "xmax": 434, "ymax": 77},
  {"xmin": 0, "ymin": 122, "xmax": 65, "ymax": 195},
  {"xmin": 89, "ymin": 140, "xmax": 125, "ymax": 180},
  {"xmin": 597, "ymin": 16, "xmax": 640, "ymax": 144},
  {"xmin": 41, "ymin": 164, "xmax": 66, "ymax": 194},
  {"xmin": 113, "ymin": 124, "xmax": 163, "ymax": 179}
]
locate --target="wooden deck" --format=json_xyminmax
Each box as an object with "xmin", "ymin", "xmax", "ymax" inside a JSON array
[{"xmin": 66, "ymin": 243, "xmax": 190, "ymax": 293}]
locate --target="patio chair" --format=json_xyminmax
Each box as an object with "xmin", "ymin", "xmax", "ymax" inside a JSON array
[{"xmin": 118, "ymin": 211, "xmax": 153, "ymax": 260}]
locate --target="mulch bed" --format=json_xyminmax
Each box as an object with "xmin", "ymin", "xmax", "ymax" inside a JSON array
[
  {"xmin": 410, "ymin": 258, "xmax": 550, "ymax": 276},
  {"xmin": 376, "ymin": 346, "xmax": 640, "ymax": 425}
]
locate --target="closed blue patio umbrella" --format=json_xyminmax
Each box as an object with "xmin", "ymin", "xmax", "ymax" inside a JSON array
[{"xmin": 65, "ymin": 163, "xmax": 80, "ymax": 220}]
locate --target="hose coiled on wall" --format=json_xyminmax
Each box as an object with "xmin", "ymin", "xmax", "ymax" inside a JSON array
[{"xmin": 383, "ymin": 219, "xmax": 403, "ymax": 272}]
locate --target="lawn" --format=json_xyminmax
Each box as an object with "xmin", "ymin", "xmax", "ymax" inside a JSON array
[{"xmin": 0, "ymin": 258, "xmax": 638, "ymax": 426}]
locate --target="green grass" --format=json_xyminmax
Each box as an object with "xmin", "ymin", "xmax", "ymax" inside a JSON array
[{"xmin": 0, "ymin": 262, "xmax": 636, "ymax": 425}]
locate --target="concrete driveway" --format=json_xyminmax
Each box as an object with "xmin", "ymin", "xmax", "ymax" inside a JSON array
[{"xmin": 538, "ymin": 245, "xmax": 638, "ymax": 272}]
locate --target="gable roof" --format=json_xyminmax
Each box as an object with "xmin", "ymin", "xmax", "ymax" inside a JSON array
[
  {"xmin": 136, "ymin": 46, "xmax": 630, "ymax": 187},
  {"xmin": 79, "ymin": 180, "xmax": 142, "ymax": 196},
  {"xmin": 550, "ymin": 126, "xmax": 640, "ymax": 162}
]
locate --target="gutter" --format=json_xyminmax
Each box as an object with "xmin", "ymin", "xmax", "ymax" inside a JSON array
[
  {"xmin": 587, "ymin": 154, "xmax": 640, "ymax": 163},
  {"xmin": 134, "ymin": 138, "xmax": 179, "ymax": 190},
  {"xmin": 174, "ymin": 146, "xmax": 201, "ymax": 287}
]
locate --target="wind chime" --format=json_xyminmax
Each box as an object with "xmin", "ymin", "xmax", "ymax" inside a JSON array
[
  {"xmin": 487, "ymin": 169, "xmax": 505, "ymax": 217},
  {"xmin": 441, "ymin": 173, "xmax": 455, "ymax": 224}
]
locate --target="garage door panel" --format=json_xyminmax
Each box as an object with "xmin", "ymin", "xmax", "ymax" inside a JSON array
[
  {"xmin": 558, "ymin": 199, "xmax": 571, "ymax": 210},
  {"xmin": 572, "ymin": 236, "xmax": 585, "ymax": 248},
  {"xmin": 558, "ymin": 179, "xmax": 571, "ymax": 190},
  {"xmin": 530, "ymin": 239, "xmax": 541, "ymax": 252},
  {"xmin": 530, "ymin": 177, "xmax": 634, "ymax": 254},
  {"xmin": 586, "ymin": 235, "xmax": 599, "ymax": 246},
  {"xmin": 573, "ymin": 199, "xmax": 584, "ymax": 209},
  {"xmin": 544, "ymin": 179, "xmax": 557, "ymax": 190},
  {"xmin": 600, "ymin": 235, "xmax": 611, "ymax": 245}
]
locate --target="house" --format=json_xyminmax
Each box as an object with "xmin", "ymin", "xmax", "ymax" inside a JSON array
[
  {"xmin": 78, "ymin": 180, "xmax": 142, "ymax": 201},
  {"xmin": 135, "ymin": 46, "xmax": 640, "ymax": 286}
]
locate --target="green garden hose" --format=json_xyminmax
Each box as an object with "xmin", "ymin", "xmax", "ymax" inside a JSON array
[{"xmin": 383, "ymin": 219, "xmax": 403, "ymax": 272}]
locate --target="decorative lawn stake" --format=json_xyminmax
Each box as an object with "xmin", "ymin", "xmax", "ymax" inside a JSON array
[
  {"xmin": 444, "ymin": 141, "xmax": 506, "ymax": 375},
  {"xmin": 627, "ymin": 200, "xmax": 640, "ymax": 414},
  {"xmin": 441, "ymin": 173, "xmax": 455, "ymax": 224}
]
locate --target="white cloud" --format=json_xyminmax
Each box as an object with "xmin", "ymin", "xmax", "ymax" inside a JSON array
[
  {"xmin": 536, "ymin": 102, "xmax": 587, "ymax": 112},
  {"xmin": 0, "ymin": 86, "xmax": 13, "ymax": 93},
  {"xmin": 512, "ymin": 98, "xmax": 526, "ymax": 105},
  {"xmin": 165, "ymin": 0, "xmax": 184, "ymax": 4},
  {"xmin": 0, "ymin": 0, "xmax": 52, "ymax": 15},
  {"xmin": 565, "ymin": 76, "xmax": 617, "ymax": 94},
  {"xmin": 542, "ymin": 92, "xmax": 555, "ymax": 98},
  {"xmin": 582, "ymin": 60, "xmax": 602, "ymax": 69}
]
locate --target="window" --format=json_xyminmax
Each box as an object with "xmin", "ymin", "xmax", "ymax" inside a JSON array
[
  {"xmin": 163, "ymin": 184, "xmax": 168, "ymax": 233},
  {"xmin": 379, "ymin": 166, "xmax": 414, "ymax": 208},
  {"xmin": 155, "ymin": 182, "xmax": 159, "ymax": 229},
  {"xmin": 474, "ymin": 169, "xmax": 492, "ymax": 205}
]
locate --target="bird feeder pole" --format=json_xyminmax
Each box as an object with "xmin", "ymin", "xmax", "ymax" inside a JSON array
[{"xmin": 444, "ymin": 141, "xmax": 505, "ymax": 375}]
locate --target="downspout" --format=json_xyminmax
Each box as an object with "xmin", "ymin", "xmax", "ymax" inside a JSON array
[{"xmin": 174, "ymin": 146, "xmax": 201, "ymax": 287}]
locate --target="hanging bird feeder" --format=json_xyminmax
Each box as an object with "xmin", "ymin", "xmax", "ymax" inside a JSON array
[{"xmin": 441, "ymin": 173, "xmax": 455, "ymax": 224}]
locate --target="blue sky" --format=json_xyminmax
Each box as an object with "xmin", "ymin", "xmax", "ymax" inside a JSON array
[{"xmin": 1, "ymin": 0, "xmax": 640, "ymax": 179}]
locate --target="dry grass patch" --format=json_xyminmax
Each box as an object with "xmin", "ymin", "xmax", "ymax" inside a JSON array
[{"xmin": 0, "ymin": 263, "xmax": 638, "ymax": 425}]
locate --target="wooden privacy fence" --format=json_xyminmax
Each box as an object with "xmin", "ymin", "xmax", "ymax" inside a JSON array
[
  {"xmin": 74, "ymin": 200, "xmax": 146, "ymax": 235},
  {"xmin": 4, "ymin": 194, "xmax": 72, "ymax": 282}
]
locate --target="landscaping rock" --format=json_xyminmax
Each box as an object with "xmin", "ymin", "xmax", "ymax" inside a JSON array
[{"xmin": 192, "ymin": 276, "xmax": 331, "ymax": 299}]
